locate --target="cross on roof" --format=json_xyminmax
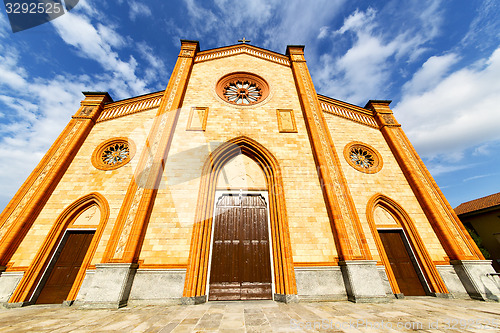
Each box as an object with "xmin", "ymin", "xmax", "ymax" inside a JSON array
[{"xmin": 238, "ymin": 37, "xmax": 251, "ymax": 44}]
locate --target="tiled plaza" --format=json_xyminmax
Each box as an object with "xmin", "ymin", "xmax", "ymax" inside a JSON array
[{"xmin": 1, "ymin": 298, "xmax": 500, "ymax": 332}]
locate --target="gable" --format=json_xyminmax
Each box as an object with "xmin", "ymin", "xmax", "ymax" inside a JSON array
[{"xmin": 194, "ymin": 44, "xmax": 290, "ymax": 67}]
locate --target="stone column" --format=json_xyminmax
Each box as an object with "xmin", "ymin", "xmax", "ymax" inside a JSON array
[
  {"xmin": 77, "ymin": 41, "xmax": 199, "ymax": 309},
  {"xmin": 287, "ymin": 46, "xmax": 388, "ymax": 302}
]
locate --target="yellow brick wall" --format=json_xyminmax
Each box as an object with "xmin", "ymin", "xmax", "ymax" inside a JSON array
[
  {"xmin": 10, "ymin": 108, "xmax": 159, "ymax": 268},
  {"xmin": 323, "ymin": 113, "xmax": 448, "ymax": 262},
  {"xmin": 10, "ymin": 53, "xmax": 447, "ymax": 270},
  {"xmin": 141, "ymin": 53, "xmax": 337, "ymax": 266}
]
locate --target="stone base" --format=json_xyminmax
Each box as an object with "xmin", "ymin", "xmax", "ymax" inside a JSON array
[
  {"xmin": 0, "ymin": 269, "xmax": 24, "ymax": 304},
  {"xmin": 377, "ymin": 266, "xmax": 395, "ymax": 297},
  {"xmin": 74, "ymin": 263, "xmax": 137, "ymax": 309},
  {"xmin": 128, "ymin": 269, "xmax": 185, "ymax": 305},
  {"xmin": 4, "ymin": 301, "xmax": 28, "ymax": 308},
  {"xmin": 295, "ymin": 266, "xmax": 347, "ymax": 301},
  {"xmin": 340, "ymin": 260, "xmax": 390, "ymax": 303},
  {"xmin": 181, "ymin": 295, "xmax": 207, "ymax": 305},
  {"xmin": 435, "ymin": 265, "xmax": 469, "ymax": 299},
  {"xmin": 431, "ymin": 293, "xmax": 452, "ymax": 299},
  {"xmin": 451, "ymin": 260, "xmax": 500, "ymax": 302},
  {"xmin": 274, "ymin": 293, "xmax": 298, "ymax": 303}
]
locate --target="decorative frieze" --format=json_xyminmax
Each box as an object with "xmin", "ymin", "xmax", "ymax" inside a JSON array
[
  {"xmin": 97, "ymin": 93, "xmax": 162, "ymax": 123},
  {"xmin": 195, "ymin": 45, "xmax": 290, "ymax": 66},
  {"xmin": 320, "ymin": 102, "xmax": 378, "ymax": 128}
]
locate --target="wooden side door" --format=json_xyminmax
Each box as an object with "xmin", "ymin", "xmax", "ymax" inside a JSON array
[
  {"xmin": 209, "ymin": 194, "xmax": 272, "ymax": 300},
  {"xmin": 379, "ymin": 230, "xmax": 426, "ymax": 296},
  {"xmin": 36, "ymin": 231, "xmax": 94, "ymax": 304}
]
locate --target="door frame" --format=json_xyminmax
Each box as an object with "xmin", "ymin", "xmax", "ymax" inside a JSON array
[
  {"xmin": 206, "ymin": 190, "xmax": 275, "ymax": 300},
  {"xmin": 377, "ymin": 227, "xmax": 431, "ymax": 295},
  {"xmin": 31, "ymin": 228, "xmax": 96, "ymax": 304}
]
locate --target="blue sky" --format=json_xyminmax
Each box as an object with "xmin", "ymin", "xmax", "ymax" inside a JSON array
[{"xmin": 0, "ymin": 0, "xmax": 499, "ymax": 211}]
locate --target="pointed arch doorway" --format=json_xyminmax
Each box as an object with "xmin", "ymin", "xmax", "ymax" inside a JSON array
[
  {"xmin": 183, "ymin": 137, "xmax": 297, "ymax": 303},
  {"xmin": 8, "ymin": 193, "xmax": 109, "ymax": 306},
  {"xmin": 208, "ymin": 191, "xmax": 273, "ymax": 300},
  {"xmin": 366, "ymin": 194, "xmax": 449, "ymax": 297}
]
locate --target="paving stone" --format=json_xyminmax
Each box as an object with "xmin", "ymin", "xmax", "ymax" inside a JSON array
[{"xmin": 1, "ymin": 298, "xmax": 500, "ymax": 332}]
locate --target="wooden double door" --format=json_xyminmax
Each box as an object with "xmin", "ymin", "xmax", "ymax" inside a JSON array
[
  {"xmin": 209, "ymin": 193, "xmax": 272, "ymax": 300},
  {"xmin": 379, "ymin": 230, "xmax": 427, "ymax": 296},
  {"xmin": 36, "ymin": 231, "xmax": 94, "ymax": 304}
]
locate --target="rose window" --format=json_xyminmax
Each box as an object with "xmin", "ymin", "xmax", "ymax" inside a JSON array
[
  {"xmin": 343, "ymin": 142, "xmax": 383, "ymax": 174},
  {"xmin": 92, "ymin": 138, "xmax": 136, "ymax": 171},
  {"xmin": 216, "ymin": 72, "xmax": 269, "ymax": 106},
  {"xmin": 223, "ymin": 80, "xmax": 262, "ymax": 105},
  {"xmin": 102, "ymin": 143, "xmax": 130, "ymax": 165},
  {"xmin": 349, "ymin": 147, "xmax": 374, "ymax": 169}
]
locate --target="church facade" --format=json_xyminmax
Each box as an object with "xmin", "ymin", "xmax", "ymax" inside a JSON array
[{"xmin": 0, "ymin": 40, "xmax": 498, "ymax": 308}]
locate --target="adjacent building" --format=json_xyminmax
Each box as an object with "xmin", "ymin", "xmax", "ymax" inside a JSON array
[{"xmin": 456, "ymin": 192, "xmax": 500, "ymax": 272}]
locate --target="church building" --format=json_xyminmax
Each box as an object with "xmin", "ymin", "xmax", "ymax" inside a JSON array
[{"xmin": 0, "ymin": 40, "xmax": 498, "ymax": 308}]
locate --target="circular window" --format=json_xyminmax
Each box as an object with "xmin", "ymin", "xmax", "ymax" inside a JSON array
[
  {"xmin": 92, "ymin": 137, "xmax": 136, "ymax": 170},
  {"xmin": 343, "ymin": 142, "xmax": 383, "ymax": 174},
  {"xmin": 216, "ymin": 72, "xmax": 269, "ymax": 106}
]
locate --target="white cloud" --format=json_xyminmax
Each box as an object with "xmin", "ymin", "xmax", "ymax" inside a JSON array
[
  {"xmin": 462, "ymin": 0, "xmax": 500, "ymax": 51},
  {"xmin": 313, "ymin": 1, "xmax": 446, "ymax": 104},
  {"xmin": 314, "ymin": 8, "xmax": 397, "ymax": 103},
  {"xmin": 425, "ymin": 162, "xmax": 473, "ymax": 176},
  {"xmin": 262, "ymin": 0, "xmax": 345, "ymax": 51},
  {"xmin": 395, "ymin": 47, "xmax": 500, "ymax": 158},
  {"xmin": 0, "ymin": 50, "xmax": 28, "ymax": 89},
  {"xmin": 0, "ymin": 12, "xmax": 10, "ymax": 37},
  {"xmin": 214, "ymin": 0, "xmax": 273, "ymax": 26},
  {"xmin": 337, "ymin": 8, "xmax": 376, "ymax": 34},
  {"xmin": 318, "ymin": 26, "xmax": 329, "ymax": 39},
  {"xmin": 463, "ymin": 173, "xmax": 498, "ymax": 182},
  {"xmin": 52, "ymin": 11, "xmax": 148, "ymax": 98},
  {"xmin": 129, "ymin": 1, "xmax": 152, "ymax": 21},
  {"xmin": 182, "ymin": 0, "xmax": 218, "ymax": 37},
  {"xmin": 0, "ymin": 5, "xmax": 168, "ymax": 210},
  {"xmin": 472, "ymin": 143, "xmax": 492, "ymax": 156},
  {"xmin": 181, "ymin": 0, "xmax": 344, "ymax": 52},
  {"xmin": 137, "ymin": 42, "xmax": 168, "ymax": 88},
  {"xmin": 417, "ymin": 0, "xmax": 443, "ymax": 40},
  {"xmin": 96, "ymin": 23, "xmax": 126, "ymax": 48},
  {"xmin": 402, "ymin": 53, "xmax": 459, "ymax": 95},
  {"xmin": 0, "ymin": 54, "xmax": 90, "ymax": 209}
]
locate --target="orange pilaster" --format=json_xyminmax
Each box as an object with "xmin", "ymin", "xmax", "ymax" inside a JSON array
[
  {"xmin": 0, "ymin": 92, "xmax": 111, "ymax": 267},
  {"xmin": 367, "ymin": 100, "xmax": 483, "ymax": 261},
  {"xmin": 103, "ymin": 40, "xmax": 199, "ymax": 264},
  {"xmin": 287, "ymin": 46, "xmax": 371, "ymax": 261}
]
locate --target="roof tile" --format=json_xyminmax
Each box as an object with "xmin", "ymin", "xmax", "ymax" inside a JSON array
[{"xmin": 455, "ymin": 192, "xmax": 500, "ymax": 215}]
